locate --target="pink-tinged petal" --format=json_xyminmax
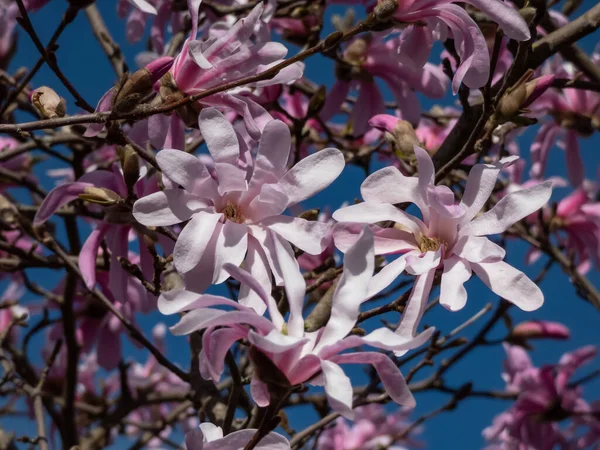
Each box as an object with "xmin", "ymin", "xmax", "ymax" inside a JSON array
[
  {"xmin": 250, "ymin": 377, "xmax": 270, "ymax": 407},
  {"xmin": 79, "ymin": 223, "xmax": 110, "ymax": 289},
  {"xmin": 361, "ymin": 325, "xmax": 435, "ymax": 354},
  {"xmin": 502, "ymin": 343, "xmax": 533, "ymax": 376},
  {"xmin": 320, "ymin": 360, "xmax": 354, "ymax": 419},
  {"xmin": 459, "ymin": 161, "xmax": 504, "ymax": 226},
  {"xmin": 184, "ymin": 427, "xmax": 205, "ymax": 450},
  {"xmin": 187, "ymin": 0, "xmax": 202, "ymax": 40},
  {"xmin": 84, "ymin": 88, "xmax": 114, "ymax": 137},
  {"xmin": 405, "ymin": 249, "xmax": 441, "ymax": 276},
  {"xmin": 320, "ymin": 80, "xmax": 351, "ymax": 121},
  {"xmin": 170, "ymin": 308, "xmax": 271, "ymax": 336},
  {"xmin": 173, "ymin": 211, "xmax": 221, "ymax": 274},
  {"xmin": 270, "ymin": 232, "xmax": 305, "ymax": 337},
  {"xmin": 396, "ymin": 271, "xmax": 435, "ymax": 344},
  {"xmin": 165, "ymin": 114, "xmax": 186, "ymax": 151},
  {"xmin": 414, "ymin": 146, "xmax": 434, "ymax": 193},
  {"xmin": 248, "ymin": 184, "xmax": 289, "ymax": 222},
  {"xmin": 426, "ymin": 185, "xmax": 465, "ymax": 218},
  {"xmin": 278, "ymin": 148, "xmax": 345, "ymax": 206},
  {"xmin": 351, "ymin": 81, "xmax": 385, "ymax": 136},
  {"xmin": 201, "ymin": 327, "xmax": 247, "ymax": 381},
  {"xmin": 34, "ymin": 182, "xmax": 92, "ymax": 225},
  {"xmin": 439, "ymin": 257, "xmax": 472, "ymax": 311},
  {"xmin": 200, "ymin": 422, "xmax": 223, "ymax": 441},
  {"xmin": 106, "ymin": 226, "xmax": 130, "ymax": 303},
  {"xmin": 368, "ymin": 114, "xmax": 400, "ymax": 134},
  {"xmin": 148, "ymin": 114, "xmax": 169, "ymax": 149},
  {"xmin": 366, "ymin": 255, "xmax": 408, "ymax": 299},
  {"xmin": 471, "ymin": 261, "xmax": 543, "ymax": 311},
  {"xmin": 463, "ymin": 181, "xmax": 553, "ymax": 236},
  {"xmin": 360, "ymin": 166, "xmax": 419, "ymax": 205},
  {"xmin": 254, "ymin": 61, "xmax": 305, "ymax": 87},
  {"xmin": 511, "ymin": 320, "xmax": 570, "ymax": 341},
  {"xmin": 97, "ymin": 326, "xmax": 122, "ymax": 370},
  {"xmin": 330, "ymin": 352, "xmax": 415, "ymax": 407},
  {"xmin": 262, "ymin": 215, "xmax": 331, "ymax": 255},
  {"xmin": 129, "ymin": 0, "xmax": 157, "ymax": 15},
  {"xmin": 333, "ymin": 223, "xmax": 416, "ymax": 255},
  {"xmin": 465, "ymin": 0, "xmax": 530, "ymax": 40},
  {"xmin": 556, "ymin": 345, "xmax": 597, "ymax": 392},
  {"xmin": 214, "ymin": 162, "xmax": 248, "ymax": 194},
  {"xmin": 133, "ymin": 190, "xmax": 207, "ymax": 226},
  {"xmin": 212, "ymin": 221, "xmax": 248, "ymax": 284},
  {"xmin": 248, "ymin": 329, "xmax": 308, "ymax": 354},
  {"xmin": 316, "ymin": 227, "xmax": 374, "ymax": 351},
  {"xmin": 332, "ymin": 202, "xmax": 424, "ymax": 236},
  {"xmin": 156, "ymin": 149, "xmax": 210, "ymax": 191},
  {"xmin": 556, "ymin": 189, "xmax": 589, "ymax": 217},
  {"xmin": 158, "ymin": 290, "xmax": 242, "ymax": 315},
  {"xmin": 530, "ymin": 123, "xmax": 560, "ymax": 180},
  {"xmin": 253, "ymin": 120, "xmax": 292, "ymax": 184},
  {"xmin": 204, "ymin": 429, "xmax": 291, "ymax": 450},
  {"xmin": 397, "ymin": 25, "xmax": 432, "ymax": 69},
  {"xmin": 198, "ymin": 108, "xmax": 240, "ymax": 163},
  {"xmin": 234, "ymin": 238, "xmax": 275, "ymax": 316},
  {"xmin": 564, "ymin": 130, "xmax": 584, "ymax": 187},
  {"xmin": 453, "ymin": 235, "xmax": 506, "ymax": 263}
]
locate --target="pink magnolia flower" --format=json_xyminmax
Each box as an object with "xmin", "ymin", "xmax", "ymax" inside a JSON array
[
  {"xmin": 184, "ymin": 422, "xmax": 290, "ymax": 450},
  {"xmin": 484, "ymin": 344, "xmax": 598, "ymax": 450},
  {"xmin": 316, "ymin": 404, "xmax": 423, "ymax": 450},
  {"xmin": 160, "ymin": 228, "xmax": 434, "ymax": 418},
  {"xmin": 509, "ymin": 320, "xmax": 570, "ymax": 343},
  {"xmin": 117, "ymin": 0, "xmax": 185, "ymax": 53},
  {"xmin": 320, "ymin": 32, "xmax": 447, "ymax": 135},
  {"xmin": 527, "ymin": 188, "xmax": 600, "ymax": 274},
  {"xmin": 333, "ymin": 147, "xmax": 552, "ymax": 337},
  {"xmin": 337, "ymin": 0, "xmax": 530, "ymax": 93},
  {"xmin": 33, "ymin": 164, "xmax": 167, "ymax": 309},
  {"xmin": 530, "ymin": 56, "xmax": 600, "ymax": 186},
  {"xmin": 133, "ymin": 109, "xmax": 344, "ymax": 300},
  {"xmin": 158, "ymin": 1, "xmax": 304, "ymax": 146}
]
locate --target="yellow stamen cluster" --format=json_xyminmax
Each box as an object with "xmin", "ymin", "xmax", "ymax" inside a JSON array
[
  {"xmin": 419, "ymin": 235, "xmax": 445, "ymax": 253},
  {"xmin": 222, "ymin": 201, "xmax": 246, "ymax": 224}
]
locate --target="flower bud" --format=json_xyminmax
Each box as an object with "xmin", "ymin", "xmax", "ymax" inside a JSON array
[
  {"xmin": 373, "ymin": 0, "xmax": 398, "ymax": 21},
  {"xmin": 369, "ymin": 114, "xmax": 420, "ymax": 158},
  {"xmin": 117, "ymin": 145, "xmax": 140, "ymax": 194},
  {"xmin": 307, "ymin": 86, "xmax": 327, "ymax": 117},
  {"xmin": 78, "ymin": 187, "xmax": 122, "ymax": 206},
  {"xmin": 113, "ymin": 57, "xmax": 174, "ymax": 113},
  {"xmin": 508, "ymin": 320, "xmax": 570, "ymax": 343},
  {"xmin": 497, "ymin": 71, "xmax": 554, "ymax": 121},
  {"xmin": 29, "ymin": 86, "xmax": 66, "ymax": 119}
]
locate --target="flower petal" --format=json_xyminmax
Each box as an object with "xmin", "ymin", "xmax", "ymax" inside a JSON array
[
  {"xmin": 262, "ymin": 215, "xmax": 331, "ymax": 255},
  {"xmin": 34, "ymin": 182, "xmax": 92, "ymax": 226},
  {"xmin": 198, "ymin": 108, "xmax": 240, "ymax": 163},
  {"xmin": 320, "ymin": 360, "xmax": 354, "ymax": 419},
  {"xmin": 439, "ymin": 256, "xmax": 472, "ymax": 311},
  {"xmin": 133, "ymin": 190, "xmax": 207, "ymax": 226},
  {"xmin": 277, "ymin": 148, "xmax": 344, "ymax": 205},
  {"xmin": 471, "ymin": 261, "xmax": 544, "ymax": 311},
  {"xmin": 173, "ymin": 211, "xmax": 221, "ymax": 274}
]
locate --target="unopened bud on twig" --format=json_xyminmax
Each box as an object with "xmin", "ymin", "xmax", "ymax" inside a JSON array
[
  {"xmin": 113, "ymin": 57, "xmax": 174, "ymax": 113},
  {"xmin": 117, "ymin": 145, "xmax": 140, "ymax": 194},
  {"xmin": 497, "ymin": 71, "xmax": 554, "ymax": 121},
  {"xmin": 78, "ymin": 187, "xmax": 122, "ymax": 206},
  {"xmin": 29, "ymin": 86, "xmax": 66, "ymax": 119},
  {"xmin": 507, "ymin": 320, "xmax": 570, "ymax": 345},
  {"xmin": 369, "ymin": 114, "xmax": 421, "ymax": 158}
]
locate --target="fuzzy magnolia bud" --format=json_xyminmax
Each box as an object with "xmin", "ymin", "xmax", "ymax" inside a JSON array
[
  {"xmin": 117, "ymin": 145, "xmax": 140, "ymax": 194},
  {"xmin": 369, "ymin": 114, "xmax": 421, "ymax": 157},
  {"xmin": 373, "ymin": 0, "xmax": 399, "ymax": 21},
  {"xmin": 307, "ymin": 86, "xmax": 327, "ymax": 117},
  {"xmin": 497, "ymin": 73, "xmax": 554, "ymax": 120},
  {"xmin": 78, "ymin": 187, "xmax": 122, "ymax": 206},
  {"xmin": 113, "ymin": 57, "xmax": 174, "ymax": 113},
  {"xmin": 29, "ymin": 86, "xmax": 66, "ymax": 119},
  {"xmin": 507, "ymin": 320, "xmax": 570, "ymax": 344}
]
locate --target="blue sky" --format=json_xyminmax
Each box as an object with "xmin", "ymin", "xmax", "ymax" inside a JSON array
[{"xmin": 3, "ymin": 1, "xmax": 600, "ymax": 448}]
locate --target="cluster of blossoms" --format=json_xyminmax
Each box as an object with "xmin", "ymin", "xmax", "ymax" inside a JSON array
[
  {"xmin": 2, "ymin": 0, "xmax": 600, "ymax": 448},
  {"xmin": 484, "ymin": 341, "xmax": 599, "ymax": 449}
]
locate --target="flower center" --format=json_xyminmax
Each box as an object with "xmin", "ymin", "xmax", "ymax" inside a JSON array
[
  {"xmin": 222, "ymin": 201, "xmax": 245, "ymax": 224},
  {"xmin": 419, "ymin": 235, "xmax": 445, "ymax": 253}
]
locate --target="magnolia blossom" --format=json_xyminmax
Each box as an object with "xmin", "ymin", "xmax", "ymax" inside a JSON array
[
  {"xmin": 320, "ymin": 32, "xmax": 447, "ymax": 134},
  {"xmin": 333, "ymin": 146, "xmax": 552, "ymax": 338},
  {"xmin": 530, "ymin": 55, "xmax": 600, "ymax": 186},
  {"xmin": 484, "ymin": 344, "xmax": 599, "ymax": 449},
  {"xmin": 316, "ymin": 404, "xmax": 423, "ymax": 450},
  {"xmin": 133, "ymin": 108, "xmax": 344, "ymax": 301},
  {"xmin": 157, "ymin": 1, "xmax": 304, "ymax": 146},
  {"xmin": 33, "ymin": 163, "xmax": 168, "ymax": 309},
  {"xmin": 184, "ymin": 422, "xmax": 290, "ymax": 450},
  {"xmin": 159, "ymin": 228, "xmax": 434, "ymax": 418}
]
